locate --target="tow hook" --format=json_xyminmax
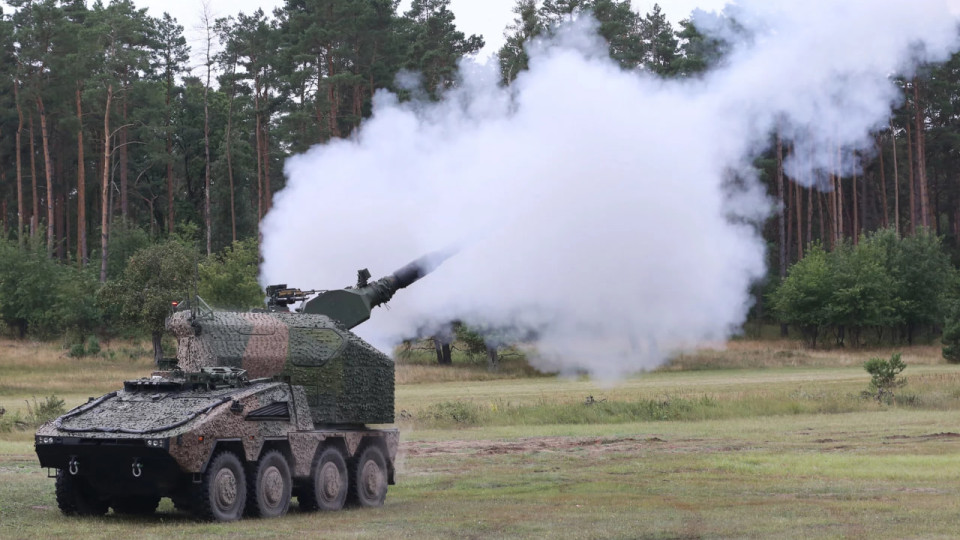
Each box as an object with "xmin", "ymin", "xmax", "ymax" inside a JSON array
[
  {"xmin": 132, "ymin": 459, "xmax": 143, "ymax": 478},
  {"xmin": 68, "ymin": 457, "xmax": 79, "ymax": 476}
]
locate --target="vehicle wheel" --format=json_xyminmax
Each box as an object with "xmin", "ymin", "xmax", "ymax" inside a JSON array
[
  {"xmin": 111, "ymin": 495, "xmax": 160, "ymax": 515},
  {"xmin": 55, "ymin": 469, "xmax": 108, "ymax": 516},
  {"xmin": 348, "ymin": 445, "xmax": 387, "ymax": 508},
  {"xmin": 246, "ymin": 450, "xmax": 291, "ymax": 518},
  {"xmin": 300, "ymin": 446, "xmax": 348, "ymax": 512},
  {"xmin": 193, "ymin": 450, "xmax": 246, "ymax": 522}
]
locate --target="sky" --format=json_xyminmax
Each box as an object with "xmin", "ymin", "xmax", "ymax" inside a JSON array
[{"xmin": 136, "ymin": 0, "xmax": 730, "ymax": 67}]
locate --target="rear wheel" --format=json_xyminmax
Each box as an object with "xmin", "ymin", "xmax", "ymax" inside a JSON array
[
  {"xmin": 349, "ymin": 445, "xmax": 387, "ymax": 508},
  {"xmin": 193, "ymin": 450, "xmax": 246, "ymax": 522},
  {"xmin": 300, "ymin": 446, "xmax": 348, "ymax": 512},
  {"xmin": 246, "ymin": 450, "xmax": 291, "ymax": 518},
  {"xmin": 55, "ymin": 470, "xmax": 108, "ymax": 516}
]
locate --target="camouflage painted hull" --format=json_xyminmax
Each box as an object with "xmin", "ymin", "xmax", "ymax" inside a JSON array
[{"xmin": 35, "ymin": 371, "xmax": 398, "ymax": 501}]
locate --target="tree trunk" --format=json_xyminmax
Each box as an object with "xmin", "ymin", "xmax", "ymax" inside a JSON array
[
  {"xmin": 166, "ymin": 73, "xmax": 175, "ymax": 234},
  {"xmin": 76, "ymin": 84, "xmax": 87, "ymax": 265},
  {"xmin": 486, "ymin": 346, "xmax": 499, "ymax": 372},
  {"xmin": 776, "ymin": 134, "xmax": 787, "ymax": 337},
  {"xmin": 891, "ymin": 120, "xmax": 900, "ymax": 235},
  {"xmin": 262, "ymin": 82, "xmax": 272, "ymax": 214},
  {"xmin": 914, "ymin": 80, "xmax": 930, "ymax": 230},
  {"xmin": 100, "ymin": 84, "xmax": 113, "ymax": 284},
  {"xmin": 835, "ymin": 147, "xmax": 844, "ymax": 242},
  {"xmin": 203, "ymin": 62, "xmax": 212, "ymax": 256},
  {"xmin": 28, "ymin": 112, "xmax": 38, "ymax": 237},
  {"xmin": 14, "ymin": 81, "xmax": 23, "ymax": 247},
  {"xmin": 120, "ymin": 93, "xmax": 129, "ymax": 220},
  {"xmin": 878, "ymin": 136, "xmax": 889, "ymax": 229},
  {"xmin": 806, "ymin": 185, "xmax": 813, "ymax": 249},
  {"xmin": 433, "ymin": 337, "xmax": 452, "ymax": 365},
  {"xmin": 152, "ymin": 330, "xmax": 163, "ymax": 366},
  {"xmin": 906, "ymin": 120, "xmax": 916, "ymax": 235},
  {"xmin": 225, "ymin": 57, "xmax": 237, "ymax": 243},
  {"xmin": 850, "ymin": 169, "xmax": 860, "ymax": 245},
  {"xmin": 36, "ymin": 97, "xmax": 55, "ymax": 256},
  {"xmin": 819, "ymin": 191, "xmax": 827, "ymax": 247},
  {"xmin": 254, "ymin": 79, "xmax": 264, "ymax": 223},
  {"xmin": 795, "ymin": 173, "xmax": 802, "ymax": 260}
]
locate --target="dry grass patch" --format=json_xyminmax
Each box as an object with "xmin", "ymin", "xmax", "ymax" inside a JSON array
[
  {"xmin": 0, "ymin": 338, "xmax": 154, "ymax": 416},
  {"xmin": 665, "ymin": 340, "xmax": 945, "ymax": 371}
]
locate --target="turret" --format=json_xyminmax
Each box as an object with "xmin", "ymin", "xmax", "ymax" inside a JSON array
[
  {"xmin": 164, "ymin": 248, "xmax": 455, "ymax": 425},
  {"xmin": 298, "ymin": 248, "xmax": 454, "ymax": 328}
]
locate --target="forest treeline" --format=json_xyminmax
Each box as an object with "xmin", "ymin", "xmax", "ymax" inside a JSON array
[{"xmin": 1, "ymin": 0, "xmax": 960, "ymax": 348}]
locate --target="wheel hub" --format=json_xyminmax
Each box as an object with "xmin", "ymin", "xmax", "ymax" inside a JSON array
[
  {"xmin": 320, "ymin": 462, "xmax": 342, "ymax": 500},
  {"xmin": 361, "ymin": 460, "xmax": 383, "ymax": 497},
  {"xmin": 262, "ymin": 466, "xmax": 284, "ymax": 507},
  {"xmin": 214, "ymin": 468, "xmax": 238, "ymax": 509}
]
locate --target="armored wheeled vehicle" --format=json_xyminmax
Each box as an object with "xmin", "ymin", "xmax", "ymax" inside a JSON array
[{"xmin": 35, "ymin": 251, "xmax": 450, "ymax": 521}]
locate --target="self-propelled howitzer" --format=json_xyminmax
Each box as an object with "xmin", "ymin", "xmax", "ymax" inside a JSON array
[{"xmin": 34, "ymin": 251, "xmax": 451, "ymax": 522}]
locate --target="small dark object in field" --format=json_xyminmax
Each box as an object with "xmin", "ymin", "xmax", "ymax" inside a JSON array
[{"xmin": 584, "ymin": 395, "xmax": 606, "ymax": 405}]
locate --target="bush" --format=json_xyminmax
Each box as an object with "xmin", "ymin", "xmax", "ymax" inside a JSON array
[
  {"xmin": 944, "ymin": 305, "xmax": 960, "ymax": 363},
  {"xmin": 771, "ymin": 228, "xmax": 957, "ymax": 347},
  {"xmin": 198, "ymin": 238, "xmax": 264, "ymax": 309},
  {"xmin": 0, "ymin": 238, "xmax": 103, "ymax": 338},
  {"xmin": 85, "ymin": 336, "xmax": 101, "ymax": 355},
  {"xmin": 863, "ymin": 353, "xmax": 907, "ymax": 403}
]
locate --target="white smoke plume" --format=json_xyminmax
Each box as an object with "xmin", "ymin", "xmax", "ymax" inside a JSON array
[{"xmin": 261, "ymin": 0, "xmax": 960, "ymax": 378}]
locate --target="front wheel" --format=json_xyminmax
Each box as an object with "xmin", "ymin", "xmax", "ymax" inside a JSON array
[
  {"xmin": 349, "ymin": 445, "xmax": 387, "ymax": 508},
  {"xmin": 55, "ymin": 470, "xmax": 108, "ymax": 516},
  {"xmin": 193, "ymin": 450, "xmax": 246, "ymax": 522}
]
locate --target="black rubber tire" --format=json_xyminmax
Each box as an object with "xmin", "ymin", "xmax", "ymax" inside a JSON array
[
  {"xmin": 192, "ymin": 450, "xmax": 246, "ymax": 522},
  {"xmin": 348, "ymin": 445, "xmax": 387, "ymax": 508},
  {"xmin": 246, "ymin": 450, "xmax": 292, "ymax": 518},
  {"xmin": 110, "ymin": 495, "xmax": 160, "ymax": 515},
  {"xmin": 300, "ymin": 446, "xmax": 348, "ymax": 512},
  {"xmin": 55, "ymin": 470, "xmax": 108, "ymax": 516}
]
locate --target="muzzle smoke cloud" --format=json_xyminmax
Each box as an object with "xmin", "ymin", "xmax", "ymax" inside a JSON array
[{"xmin": 261, "ymin": 0, "xmax": 960, "ymax": 378}]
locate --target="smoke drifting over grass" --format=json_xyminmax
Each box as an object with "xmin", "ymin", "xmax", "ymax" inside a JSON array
[{"xmin": 262, "ymin": 0, "xmax": 960, "ymax": 378}]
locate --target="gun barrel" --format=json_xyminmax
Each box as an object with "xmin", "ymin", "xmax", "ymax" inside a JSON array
[
  {"xmin": 389, "ymin": 248, "xmax": 456, "ymax": 291},
  {"xmin": 302, "ymin": 247, "xmax": 455, "ymax": 328}
]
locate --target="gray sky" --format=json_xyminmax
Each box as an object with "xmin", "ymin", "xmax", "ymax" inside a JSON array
[{"xmin": 142, "ymin": 0, "xmax": 730, "ymax": 67}]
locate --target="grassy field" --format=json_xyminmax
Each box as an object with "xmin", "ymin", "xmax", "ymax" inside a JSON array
[{"xmin": 2, "ymin": 338, "xmax": 960, "ymax": 538}]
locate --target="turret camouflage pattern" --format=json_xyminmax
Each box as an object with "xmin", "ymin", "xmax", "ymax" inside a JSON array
[{"xmin": 167, "ymin": 310, "xmax": 394, "ymax": 424}]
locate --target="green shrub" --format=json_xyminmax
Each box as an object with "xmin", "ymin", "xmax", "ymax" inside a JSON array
[
  {"xmin": 85, "ymin": 336, "xmax": 101, "ymax": 355},
  {"xmin": 772, "ymin": 228, "xmax": 957, "ymax": 347},
  {"xmin": 942, "ymin": 302, "xmax": 960, "ymax": 363},
  {"xmin": 68, "ymin": 343, "xmax": 86, "ymax": 357},
  {"xmin": 863, "ymin": 353, "xmax": 907, "ymax": 403}
]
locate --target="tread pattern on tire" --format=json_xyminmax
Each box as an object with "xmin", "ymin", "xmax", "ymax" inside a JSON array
[
  {"xmin": 348, "ymin": 444, "xmax": 387, "ymax": 508},
  {"xmin": 300, "ymin": 445, "xmax": 348, "ymax": 512},
  {"xmin": 246, "ymin": 449, "xmax": 292, "ymax": 519},
  {"xmin": 192, "ymin": 450, "xmax": 246, "ymax": 522},
  {"xmin": 55, "ymin": 470, "xmax": 108, "ymax": 516}
]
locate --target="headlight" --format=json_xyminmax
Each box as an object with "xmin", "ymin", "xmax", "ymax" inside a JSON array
[
  {"xmin": 145, "ymin": 439, "xmax": 166, "ymax": 448},
  {"xmin": 35, "ymin": 436, "xmax": 56, "ymax": 445}
]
